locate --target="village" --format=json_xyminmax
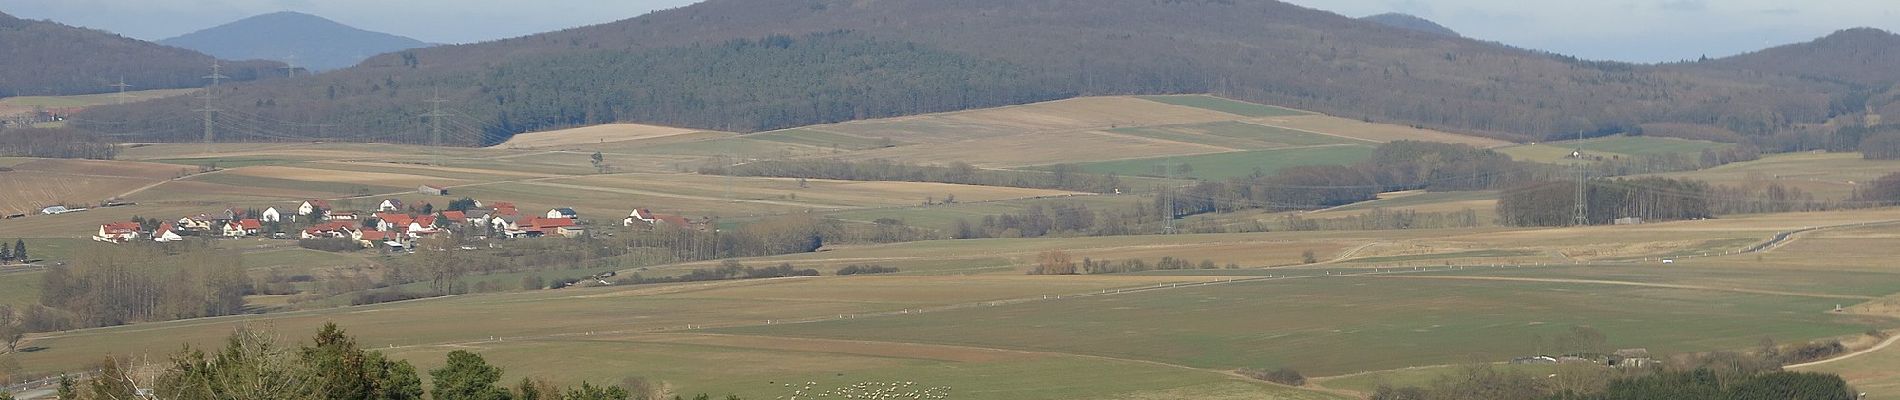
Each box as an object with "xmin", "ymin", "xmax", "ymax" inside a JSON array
[{"xmin": 89, "ymin": 184, "xmax": 708, "ymax": 251}]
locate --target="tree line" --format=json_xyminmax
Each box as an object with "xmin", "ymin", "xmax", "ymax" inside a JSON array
[
  {"xmin": 1166, "ymin": 141, "xmax": 1555, "ymax": 218},
  {"xmin": 34, "ymin": 244, "xmax": 249, "ymax": 331},
  {"xmin": 56, "ymin": 323, "xmax": 743, "ymax": 400},
  {"xmin": 1497, "ymin": 178, "xmax": 1712, "ymax": 227},
  {"xmin": 0, "ymin": 127, "xmax": 118, "ymax": 159}
]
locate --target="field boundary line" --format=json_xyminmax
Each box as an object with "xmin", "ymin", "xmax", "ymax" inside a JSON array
[{"xmin": 1374, "ymin": 275, "xmax": 1874, "ymax": 300}]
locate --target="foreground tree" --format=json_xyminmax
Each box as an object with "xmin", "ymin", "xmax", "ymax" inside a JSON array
[
  {"xmin": 431, "ymin": 350, "xmax": 512, "ymax": 400},
  {"xmin": 300, "ymin": 323, "xmax": 424, "ymax": 400}
]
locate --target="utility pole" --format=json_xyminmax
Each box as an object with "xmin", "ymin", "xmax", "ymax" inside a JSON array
[
  {"xmin": 1572, "ymin": 130, "xmax": 1588, "ymax": 227},
  {"xmin": 194, "ymin": 63, "xmax": 228, "ymax": 147},
  {"xmin": 109, "ymin": 77, "xmax": 132, "ymax": 104},
  {"xmin": 1161, "ymin": 157, "xmax": 1178, "ymax": 234},
  {"xmin": 280, "ymin": 55, "xmax": 300, "ymax": 78},
  {"xmin": 422, "ymin": 89, "xmax": 450, "ymax": 147}
]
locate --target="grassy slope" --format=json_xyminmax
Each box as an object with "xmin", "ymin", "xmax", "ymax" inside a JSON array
[
  {"xmin": 1138, "ymin": 95, "xmax": 1311, "ymax": 117},
  {"xmin": 1062, "ymin": 145, "xmax": 1374, "ymax": 180}
]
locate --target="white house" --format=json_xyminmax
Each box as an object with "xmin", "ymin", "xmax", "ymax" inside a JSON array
[
  {"xmin": 261, "ymin": 207, "xmax": 284, "ymax": 223},
  {"xmin": 94, "ymin": 222, "xmax": 141, "ymax": 243},
  {"xmin": 547, "ymin": 208, "xmax": 578, "ymax": 219},
  {"xmin": 623, "ymin": 209, "xmax": 658, "ymax": 227},
  {"xmin": 299, "ymin": 200, "xmax": 331, "ymax": 216},
  {"xmin": 153, "ymin": 223, "xmax": 185, "ymax": 243},
  {"xmin": 378, "ymin": 199, "xmax": 405, "ymax": 212}
]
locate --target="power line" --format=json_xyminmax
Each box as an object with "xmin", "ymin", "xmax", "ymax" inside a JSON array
[
  {"xmin": 194, "ymin": 62, "xmax": 229, "ymax": 148},
  {"xmin": 108, "ymin": 77, "xmax": 132, "ymax": 105}
]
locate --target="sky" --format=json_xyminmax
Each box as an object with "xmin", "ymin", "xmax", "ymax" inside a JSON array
[{"xmin": 0, "ymin": 0, "xmax": 1896, "ymax": 63}]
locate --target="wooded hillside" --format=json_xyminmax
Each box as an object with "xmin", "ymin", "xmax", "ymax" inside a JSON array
[
  {"xmin": 68, "ymin": 0, "xmax": 1897, "ymax": 145},
  {"xmin": 0, "ymin": 11, "xmax": 282, "ymax": 97}
]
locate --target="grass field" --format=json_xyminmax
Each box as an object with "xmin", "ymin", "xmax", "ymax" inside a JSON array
[
  {"xmin": 745, "ymin": 129, "xmax": 897, "ymax": 150},
  {"xmin": 495, "ymin": 123, "xmax": 711, "ymax": 149},
  {"xmin": 1646, "ymin": 152, "xmax": 1900, "ymax": 200},
  {"xmin": 0, "ymin": 88, "xmax": 198, "ymax": 115},
  {"xmin": 1137, "ymin": 95, "xmax": 1311, "ymax": 117},
  {"xmin": 1570, "ymin": 136, "xmax": 1729, "ymax": 156},
  {"xmin": 1500, "ymin": 136, "xmax": 1730, "ymax": 164},
  {"xmin": 717, "ymin": 274, "xmax": 1888, "ymax": 376},
  {"xmin": 1108, "ymin": 121, "xmax": 1367, "ymax": 150},
  {"xmin": 1061, "ymin": 145, "xmax": 1375, "ymax": 180}
]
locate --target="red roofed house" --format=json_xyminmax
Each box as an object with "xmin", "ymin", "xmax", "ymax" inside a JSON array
[
  {"xmin": 301, "ymin": 221, "xmax": 359, "ymax": 239},
  {"xmin": 223, "ymin": 219, "xmax": 264, "ymax": 237},
  {"xmin": 375, "ymin": 213, "xmax": 414, "ymax": 232},
  {"xmin": 623, "ymin": 209, "xmax": 657, "ymax": 227},
  {"xmin": 94, "ymin": 222, "xmax": 142, "ymax": 243},
  {"xmin": 153, "ymin": 222, "xmax": 185, "ymax": 243},
  {"xmin": 441, "ymin": 210, "xmax": 467, "ymax": 223}
]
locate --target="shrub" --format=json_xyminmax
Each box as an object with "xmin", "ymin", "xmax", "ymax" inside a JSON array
[
  {"xmin": 298, "ymin": 238, "xmax": 361, "ymax": 252},
  {"xmin": 1239, "ymin": 367, "xmax": 1305, "ymax": 386},
  {"xmin": 836, "ymin": 264, "xmax": 900, "ymax": 275}
]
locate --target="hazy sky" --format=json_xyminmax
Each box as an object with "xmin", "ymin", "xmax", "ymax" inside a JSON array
[{"xmin": 1, "ymin": 0, "xmax": 1895, "ymax": 63}]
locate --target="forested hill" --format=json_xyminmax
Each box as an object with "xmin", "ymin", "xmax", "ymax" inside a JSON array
[
  {"xmin": 0, "ymin": 11, "xmax": 283, "ymax": 98},
  {"xmin": 161, "ymin": 12, "xmax": 431, "ymax": 72},
  {"xmin": 1359, "ymin": 13, "xmax": 1459, "ymax": 37},
  {"xmin": 69, "ymin": 0, "xmax": 1886, "ymax": 146},
  {"xmin": 1691, "ymin": 28, "xmax": 1900, "ymax": 87}
]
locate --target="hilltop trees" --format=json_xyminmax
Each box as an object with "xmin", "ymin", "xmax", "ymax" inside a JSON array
[
  {"xmin": 0, "ymin": 127, "xmax": 119, "ymax": 159},
  {"xmin": 1498, "ymin": 178, "xmax": 1712, "ymax": 226}
]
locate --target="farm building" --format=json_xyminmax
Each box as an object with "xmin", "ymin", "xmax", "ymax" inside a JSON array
[
  {"xmin": 1614, "ymin": 217, "xmax": 1645, "ymax": 225},
  {"xmin": 419, "ymin": 185, "xmax": 449, "ymax": 196},
  {"xmin": 41, "ymin": 205, "xmax": 71, "ymax": 215},
  {"xmin": 327, "ymin": 211, "xmax": 360, "ymax": 221}
]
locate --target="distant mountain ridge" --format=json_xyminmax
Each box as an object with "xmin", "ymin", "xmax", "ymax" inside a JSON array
[
  {"xmin": 161, "ymin": 11, "xmax": 430, "ymax": 71},
  {"xmin": 0, "ymin": 10, "xmax": 281, "ymax": 98},
  {"xmin": 1697, "ymin": 28, "xmax": 1900, "ymax": 87},
  {"xmin": 1360, "ymin": 13, "xmax": 1460, "ymax": 37}
]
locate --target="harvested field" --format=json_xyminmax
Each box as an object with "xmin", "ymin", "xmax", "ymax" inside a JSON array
[
  {"xmin": 219, "ymin": 165, "xmax": 471, "ymax": 189},
  {"xmin": 496, "ymin": 123, "xmax": 711, "ymax": 149},
  {"xmin": 746, "ymin": 128, "xmax": 896, "ymax": 150},
  {"xmin": 0, "ymin": 172, "xmax": 153, "ymax": 215}
]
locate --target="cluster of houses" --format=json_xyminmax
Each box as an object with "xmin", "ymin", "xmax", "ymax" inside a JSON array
[{"xmin": 92, "ymin": 196, "xmax": 707, "ymax": 250}]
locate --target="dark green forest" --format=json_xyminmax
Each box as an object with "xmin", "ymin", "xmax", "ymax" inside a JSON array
[{"xmin": 64, "ymin": 0, "xmax": 1900, "ymax": 146}]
